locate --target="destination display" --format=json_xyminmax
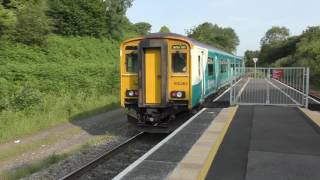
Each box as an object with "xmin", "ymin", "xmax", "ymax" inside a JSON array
[{"xmin": 172, "ymin": 45, "xmax": 187, "ymax": 50}]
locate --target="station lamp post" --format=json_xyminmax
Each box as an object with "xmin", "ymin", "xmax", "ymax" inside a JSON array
[{"xmin": 253, "ymin": 58, "xmax": 258, "ymax": 78}]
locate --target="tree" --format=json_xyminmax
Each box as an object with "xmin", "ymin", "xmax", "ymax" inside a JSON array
[
  {"xmin": 186, "ymin": 22, "xmax": 239, "ymax": 53},
  {"xmin": 14, "ymin": 0, "xmax": 51, "ymax": 45},
  {"xmin": 159, "ymin": 25, "xmax": 170, "ymax": 33},
  {"xmin": 260, "ymin": 26, "xmax": 290, "ymax": 46},
  {"xmin": 105, "ymin": 0, "xmax": 133, "ymax": 39},
  {"xmin": 258, "ymin": 36, "xmax": 299, "ymax": 65},
  {"xmin": 48, "ymin": 0, "xmax": 108, "ymax": 37},
  {"xmin": 244, "ymin": 50, "xmax": 260, "ymax": 67},
  {"xmin": 295, "ymin": 26, "xmax": 320, "ymax": 83},
  {"xmin": 48, "ymin": 0, "xmax": 133, "ymax": 39},
  {"xmin": 132, "ymin": 22, "xmax": 151, "ymax": 35}
]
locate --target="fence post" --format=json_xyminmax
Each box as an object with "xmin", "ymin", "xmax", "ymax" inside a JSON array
[
  {"xmin": 305, "ymin": 68, "xmax": 310, "ymax": 108},
  {"xmin": 267, "ymin": 68, "xmax": 270, "ymax": 104}
]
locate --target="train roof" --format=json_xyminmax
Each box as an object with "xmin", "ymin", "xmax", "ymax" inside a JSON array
[{"xmin": 125, "ymin": 33, "xmax": 240, "ymax": 59}]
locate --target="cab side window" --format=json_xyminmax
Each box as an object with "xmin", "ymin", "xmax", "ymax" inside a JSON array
[
  {"xmin": 172, "ymin": 52, "xmax": 187, "ymax": 73},
  {"xmin": 125, "ymin": 46, "xmax": 138, "ymax": 73}
]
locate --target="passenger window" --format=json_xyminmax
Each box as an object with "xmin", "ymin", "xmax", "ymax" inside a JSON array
[
  {"xmin": 208, "ymin": 57, "xmax": 215, "ymax": 76},
  {"xmin": 125, "ymin": 46, "xmax": 138, "ymax": 73},
  {"xmin": 220, "ymin": 62, "xmax": 227, "ymax": 73},
  {"xmin": 208, "ymin": 64, "xmax": 214, "ymax": 76},
  {"xmin": 172, "ymin": 52, "xmax": 187, "ymax": 73}
]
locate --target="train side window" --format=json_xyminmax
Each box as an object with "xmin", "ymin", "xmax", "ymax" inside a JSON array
[
  {"xmin": 208, "ymin": 57, "xmax": 214, "ymax": 76},
  {"xmin": 220, "ymin": 62, "xmax": 227, "ymax": 73},
  {"xmin": 125, "ymin": 46, "xmax": 138, "ymax": 73},
  {"xmin": 172, "ymin": 52, "xmax": 187, "ymax": 73},
  {"xmin": 208, "ymin": 64, "xmax": 214, "ymax": 76}
]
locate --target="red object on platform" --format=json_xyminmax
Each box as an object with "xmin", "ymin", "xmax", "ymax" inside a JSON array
[{"xmin": 273, "ymin": 69, "xmax": 284, "ymax": 79}]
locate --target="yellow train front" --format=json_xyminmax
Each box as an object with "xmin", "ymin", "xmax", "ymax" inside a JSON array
[{"xmin": 120, "ymin": 33, "xmax": 243, "ymax": 132}]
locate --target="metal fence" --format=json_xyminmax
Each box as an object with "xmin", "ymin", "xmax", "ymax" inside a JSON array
[{"xmin": 230, "ymin": 67, "xmax": 310, "ymax": 107}]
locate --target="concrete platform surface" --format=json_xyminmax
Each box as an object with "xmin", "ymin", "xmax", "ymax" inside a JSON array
[{"xmin": 207, "ymin": 106, "xmax": 320, "ymax": 180}]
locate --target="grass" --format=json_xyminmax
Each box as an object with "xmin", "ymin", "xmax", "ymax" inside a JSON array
[
  {"xmin": 0, "ymin": 94, "xmax": 119, "ymax": 144},
  {"xmin": 0, "ymin": 35, "xmax": 121, "ymax": 144}
]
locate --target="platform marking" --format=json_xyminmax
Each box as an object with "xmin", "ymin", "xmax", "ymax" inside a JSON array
[
  {"xmin": 266, "ymin": 79, "xmax": 300, "ymax": 105},
  {"xmin": 113, "ymin": 108, "xmax": 207, "ymax": 180},
  {"xmin": 299, "ymin": 108, "xmax": 320, "ymax": 127},
  {"xmin": 167, "ymin": 107, "xmax": 238, "ymax": 180},
  {"xmin": 273, "ymin": 78, "xmax": 320, "ymax": 104}
]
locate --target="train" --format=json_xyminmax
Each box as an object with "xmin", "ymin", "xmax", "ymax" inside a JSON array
[{"xmin": 120, "ymin": 33, "xmax": 244, "ymax": 132}]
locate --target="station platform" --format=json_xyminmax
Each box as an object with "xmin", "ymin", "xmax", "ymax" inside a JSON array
[{"xmin": 114, "ymin": 105, "xmax": 320, "ymax": 180}]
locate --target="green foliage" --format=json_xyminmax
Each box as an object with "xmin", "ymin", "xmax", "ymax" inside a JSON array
[
  {"xmin": 187, "ymin": 22, "xmax": 239, "ymax": 53},
  {"xmin": 159, "ymin": 25, "xmax": 170, "ymax": 33},
  {"xmin": 260, "ymin": 26, "xmax": 290, "ymax": 46},
  {"xmin": 259, "ymin": 36, "xmax": 299, "ymax": 65},
  {"xmin": 248, "ymin": 26, "xmax": 320, "ymax": 86},
  {"xmin": 14, "ymin": 0, "xmax": 51, "ymax": 45},
  {"xmin": 132, "ymin": 22, "xmax": 151, "ymax": 35},
  {"xmin": 48, "ymin": 0, "xmax": 133, "ymax": 39},
  {"xmin": 12, "ymin": 87, "xmax": 42, "ymax": 111},
  {"xmin": 48, "ymin": 0, "xmax": 107, "ymax": 37},
  {"xmin": 105, "ymin": 0, "xmax": 133, "ymax": 39},
  {"xmin": 295, "ymin": 26, "xmax": 320, "ymax": 83},
  {"xmin": 0, "ymin": 36, "xmax": 120, "ymax": 142}
]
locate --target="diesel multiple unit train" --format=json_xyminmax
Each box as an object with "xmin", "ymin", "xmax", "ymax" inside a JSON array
[{"xmin": 120, "ymin": 33, "xmax": 244, "ymax": 132}]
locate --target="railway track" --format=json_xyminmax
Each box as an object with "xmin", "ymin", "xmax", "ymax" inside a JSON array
[
  {"xmin": 60, "ymin": 132, "xmax": 166, "ymax": 180},
  {"xmin": 310, "ymin": 91, "xmax": 320, "ymax": 101}
]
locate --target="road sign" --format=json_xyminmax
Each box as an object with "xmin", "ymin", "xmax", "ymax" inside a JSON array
[{"xmin": 253, "ymin": 58, "xmax": 258, "ymax": 63}]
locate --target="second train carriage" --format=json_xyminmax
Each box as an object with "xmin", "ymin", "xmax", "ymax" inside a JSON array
[{"xmin": 120, "ymin": 33, "xmax": 243, "ymax": 132}]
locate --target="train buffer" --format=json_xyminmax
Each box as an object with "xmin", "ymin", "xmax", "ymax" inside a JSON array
[{"xmin": 114, "ymin": 68, "xmax": 320, "ymax": 180}]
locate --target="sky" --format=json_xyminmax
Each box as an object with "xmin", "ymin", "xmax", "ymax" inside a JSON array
[{"xmin": 126, "ymin": 0, "xmax": 320, "ymax": 56}]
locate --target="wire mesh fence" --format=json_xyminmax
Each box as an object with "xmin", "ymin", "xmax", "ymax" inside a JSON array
[{"xmin": 230, "ymin": 67, "xmax": 310, "ymax": 107}]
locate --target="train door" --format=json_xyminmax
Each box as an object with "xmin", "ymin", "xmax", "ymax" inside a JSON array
[
  {"xmin": 199, "ymin": 53, "xmax": 205, "ymax": 100},
  {"xmin": 145, "ymin": 48, "xmax": 162, "ymax": 104}
]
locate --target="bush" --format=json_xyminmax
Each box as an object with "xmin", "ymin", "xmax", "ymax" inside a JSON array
[{"xmin": 12, "ymin": 87, "xmax": 42, "ymax": 111}]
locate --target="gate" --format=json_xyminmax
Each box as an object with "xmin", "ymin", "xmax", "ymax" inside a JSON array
[{"xmin": 230, "ymin": 67, "xmax": 310, "ymax": 107}]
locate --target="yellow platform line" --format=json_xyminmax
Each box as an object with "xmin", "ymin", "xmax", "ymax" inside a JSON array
[
  {"xmin": 299, "ymin": 108, "xmax": 320, "ymax": 127},
  {"xmin": 167, "ymin": 106, "xmax": 238, "ymax": 180}
]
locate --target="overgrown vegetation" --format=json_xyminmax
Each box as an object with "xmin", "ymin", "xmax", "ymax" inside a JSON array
[
  {"xmin": 0, "ymin": 0, "xmax": 144, "ymax": 143},
  {"xmin": 244, "ymin": 26, "xmax": 320, "ymax": 86},
  {"xmin": 0, "ymin": 36, "xmax": 120, "ymax": 142}
]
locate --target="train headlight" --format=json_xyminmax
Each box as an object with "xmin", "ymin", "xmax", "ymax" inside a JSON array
[
  {"xmin": 176, "ymin": 91, "xmax": 183, "ymax": 98},
  {"xmin": 171, "ymin": 91, "xmax": 185, "ymax": 99},
  {"xmin": 128, "ymin": 91, "xmax": 134, "ymax": 97},
  {"xmin": 126, "ymin": 90, "xmax": 138, "ymax": 97}
]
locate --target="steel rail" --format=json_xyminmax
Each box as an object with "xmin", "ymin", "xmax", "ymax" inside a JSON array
[{"xmin": 60, "ymin": 132, "xmax": 145, "ymax": 180}]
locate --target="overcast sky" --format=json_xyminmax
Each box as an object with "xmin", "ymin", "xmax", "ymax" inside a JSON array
[{"xmin": 127, "ymin": 0, "xmax": 320, "ymax": 56}]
